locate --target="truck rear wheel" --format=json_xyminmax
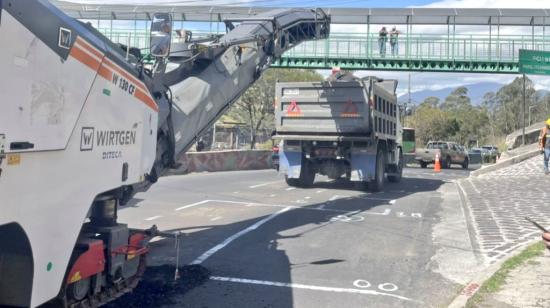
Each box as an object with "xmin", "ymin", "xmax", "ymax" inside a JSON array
[
  {"xmin": 285, "ymin": 177, "xmax": 300, "ymax": 187},
  {"xmin": 285, "ymin": 159, "xmax": 315, "ymax": 188},
  {"xmin": 388, "ymin": 150, "xmax": 403, "ymax": 183},
  {"xmin": 368, "ymin": 148, "xmax": 385, "ymax": 192}
]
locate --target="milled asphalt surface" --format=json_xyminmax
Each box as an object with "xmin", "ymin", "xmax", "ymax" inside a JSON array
[{"xmin": 113, "ymin": 165, "xmax": 480, "ymax": 308}]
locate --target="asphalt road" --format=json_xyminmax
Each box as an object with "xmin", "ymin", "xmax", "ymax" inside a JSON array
[{"xmin": 114, "ymin": 165, "xmax": 477, "ymax": 308}]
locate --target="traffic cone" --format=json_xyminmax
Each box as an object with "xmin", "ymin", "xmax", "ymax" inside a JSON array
[{"xmin": 434, "ymin": 152, "xmax": 441, "ymax": 173}]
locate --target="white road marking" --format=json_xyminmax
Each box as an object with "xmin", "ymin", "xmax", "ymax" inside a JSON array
[
  {"xmin": 366, "ymin": 209, "xmax": 392, "ymax": 216},
  {"xmin": 389, "ymin": 200, "xmax": 396, "ymax": 205},
  {"xmin": 207, "ymin": 199, "xmax": 393, "ymax": 216},
  {"xmin": 329, "ymin": 195, "xmax": 342, "ymax": 201},
  {"xmin": 330, "ymin": 214, "xmax": 365, "ymax": 222},
  {"xmin": 209, "ymin": 276, "xmax": 416, "ymax": 302},
  {"xmin": 174, "ymin": 200, "xmax": 210, "ymax": 211},
  {"xmin": 316, "ymin": 190, "xmax": 326, "ymax": 194},
  {"xmin": 360, "ymin": 196, "xmax": 393, "ymax": 201},
  {"xmin": 378, "ymin": 283, "xmax": 399, "ymax": 292},
  {"xmin": 190, "ymin": 207, "xmax": 292, "ymax": 265},
  {"xmin": 144, "ymin": 215, "xmax": 162, "ymax": 221},
  {"xmin": 396, "ymin": 212, "xmax": 406, "ymax": 217},
  {"xmin": 353, "ymin": 280, "xmax": 371, "ymax": 288},
  {"xmin": 286, "ymin": 187, "xmax": 296, "ymax": 191},
  {"xmin": 249, "ymin": 180, "xmax": 280, "ymax": 189},
  {"xmin": 411, "ymin": 213, "xmax": 422, "ymax": 218},
  {"xmin": 210, "ymin": 216, "xmax": 223, "ymax": 221},
  {"xmin": 304, "ymin": 196, "xmax": 311, "ymax": 199}
]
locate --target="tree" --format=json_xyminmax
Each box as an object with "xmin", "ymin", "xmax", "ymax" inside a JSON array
[
  {"xmin": 409, "ymin": 97, "xmax": 459, "ymax": 145},
  {"xmin": 227, "ymin": 68, "xmax": 324, "ymax": 149},
  {"xmin": 490, "ymin": 76, "xmax": 536, "ymax": 135}
]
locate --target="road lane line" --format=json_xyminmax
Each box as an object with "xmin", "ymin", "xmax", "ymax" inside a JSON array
[
  {"xmin": 285, "ymin": 187, "xmax": 296, "ymax": 191},
  {"xmin": 249, "ymin": 180, "xmax": 280, "ymax": 189},
  {"xmin": 144, "ymin": 215, "xmax": 162, "ymax": 221},
  {"xmin": 329, "ymin": 195, "xmax": 342, "ymax": 201},
  {"xmin": 363, "ymin": 209, "xmax": 391, "ymax": 216},
  {"xmin": 360, "ymin": 197, "xmax": 393, "ymax": 201},
  {"xmin": 190, "ymin": 207, "xmax": 292, "ymax": 265},
  {"xmin": 206, "ymin": 199, "xmax": 393, "ymax": 216},
  {"xmin": 209, "ymin": 276, "xmax": 417, "ymax": 302},
  {"xmin": 174, "ymin": 200, "xmax": 211, "ymax": 211}
]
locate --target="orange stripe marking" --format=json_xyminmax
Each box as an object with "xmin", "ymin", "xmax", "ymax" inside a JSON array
[
  {"xmin": 135, "ymin": 88, "xmax": 159, "ymax": 112},
  {"xmin": 103, "ymin": 58, "xmax": 147, "ymax": 92},
  {"xmin": 70, "ymin": 46, "xmax": 101, "ymax": 71},
  {"xmin": 98, "ymin": 63, "xmax": 113, "ymax": 81},
  {"xmin": 70, "ymin": 40, "xmax": 158, "ymax": 113},
  {"xmin": 76, "ymin": 37, "xmax": 103, "ymax": 60}
]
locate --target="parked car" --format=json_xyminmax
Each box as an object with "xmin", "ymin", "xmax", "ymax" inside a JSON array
[
  {"xmin": 271, "ymin": 145, "xmax": 280, "ymax": 171},
  {"xmin": 470, "ymin": 147, "xmax": 494, "ymax": 164},
  {"xmin": 481, "ymin": 145, "xmax": 499, "ymax": 162},
  {"xmin": 416, "ymin": 141, "xmax": 469, "ymax": 169}
]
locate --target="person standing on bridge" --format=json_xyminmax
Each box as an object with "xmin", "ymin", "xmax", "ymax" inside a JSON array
[
  {"xmin": 390, "ymin": 26, "xmax": 400, "ymax": 57},
  {"xmin": 378, "ymin": 27, "xmax": 388, "ymax": 57},
  {"xmin": 539, "ymin": 118, "xmax": 550, "ymax": 175}
]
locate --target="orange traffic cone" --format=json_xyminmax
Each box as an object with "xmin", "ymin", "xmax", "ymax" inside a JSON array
[{"xmin": 434, "ymin": 152, "xmax": 441, "ymax": 173}]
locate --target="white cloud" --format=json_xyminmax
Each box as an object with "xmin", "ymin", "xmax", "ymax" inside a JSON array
[
  {"xmin": 419, "ymin": 0, "xmax": 550, "ymax": 8},
  {"xmin": 61, "ymin": 0, "xmax": 246, "ymax": 4}
]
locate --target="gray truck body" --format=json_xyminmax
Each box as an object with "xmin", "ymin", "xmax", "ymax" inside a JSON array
[
  {"xmin": 275, "ymin": 74, "xmax": 403, "ymax": 191},
  {"xmin": 275, "ymin": 79, "xmax": 399, "ymax": 138}
]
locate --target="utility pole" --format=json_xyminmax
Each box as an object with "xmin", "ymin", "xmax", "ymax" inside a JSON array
[
  {"xmin": 406, "ymin": 72, "xmax": 411, "ymax": 127},
  {"xmin": 529, "ymin": 105, "xmax": 536, "ymax": 127},
  {"xmin": 522, "ymin": 74, "xmax": 526, "ymax": 145}
]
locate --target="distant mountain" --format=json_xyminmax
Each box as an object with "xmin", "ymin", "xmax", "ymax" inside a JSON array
[{"xmin": 398, "ymin": 82, "xmax": 504, "ymax": 105}]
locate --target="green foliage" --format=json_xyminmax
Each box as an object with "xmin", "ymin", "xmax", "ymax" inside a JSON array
[
  {"xmin": 408, "ymin": 76, "xmax": 546, "ymax": 150},
  {"xmin": 483, "ymin": 76, "xmax": 538, "ymax": 136},
  {"xmin": 226, "ymin": 68, "xmax": 323, "ymax": 149}
]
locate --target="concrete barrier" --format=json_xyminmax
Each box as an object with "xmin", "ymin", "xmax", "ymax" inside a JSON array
[{"xmin": 172, "ymin": 150, "xmax": 272, "ymax": 174}]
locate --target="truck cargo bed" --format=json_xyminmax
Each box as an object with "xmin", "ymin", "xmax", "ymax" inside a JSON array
[{"xmin": 275, "ymin": 81, "xmax": 372, "ymax": 134}]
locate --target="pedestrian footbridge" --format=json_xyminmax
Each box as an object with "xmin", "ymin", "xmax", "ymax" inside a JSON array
[{"xmin": 54, "ymin": 3, "xmax": 550, "ymax": 74}]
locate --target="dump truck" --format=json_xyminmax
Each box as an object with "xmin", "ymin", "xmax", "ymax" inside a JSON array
[{"xmin": 274, "ymin": 72, "xmax": 403, "ymax": 192}]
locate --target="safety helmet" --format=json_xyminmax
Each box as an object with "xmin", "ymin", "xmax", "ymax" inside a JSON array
[{"xmin": 546, "ymin": 118, "xmax": 550, "ymax": 126}]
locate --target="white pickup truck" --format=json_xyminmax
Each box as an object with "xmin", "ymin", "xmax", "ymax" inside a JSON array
[{"xmin": 415, "ymin": 141, "xmax": 469, "ymax": 169}]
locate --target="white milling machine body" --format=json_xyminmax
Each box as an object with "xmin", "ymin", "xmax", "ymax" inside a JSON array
[{"xmin": 0, "ymin": 1, "xmax": 330, "ymax": 307}]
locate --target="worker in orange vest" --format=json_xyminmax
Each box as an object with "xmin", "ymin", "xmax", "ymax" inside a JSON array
[{"xmin": 539, "ymin": 118, "xmax": 550, "ymax": 175}]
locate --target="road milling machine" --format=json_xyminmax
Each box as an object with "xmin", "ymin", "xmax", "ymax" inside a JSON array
[{"xmin": 0, "ymin": 1, "xmax": 329, "ymax": 306}]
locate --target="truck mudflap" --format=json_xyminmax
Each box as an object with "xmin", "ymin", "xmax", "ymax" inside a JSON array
[
  {"xmin": 279, "ymin": 150, "xmax": 302, "ymax": 179},
  {"xmin": 350, "ymin": 152, "xmax": 377, "ymax": 182}
]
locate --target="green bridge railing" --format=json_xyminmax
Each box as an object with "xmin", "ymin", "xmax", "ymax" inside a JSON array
[{"xmin": 97, "ymin": 28, "xmax": 550, "ymax": 73}]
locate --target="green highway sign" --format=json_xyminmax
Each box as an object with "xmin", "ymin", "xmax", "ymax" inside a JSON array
[{"xmin": 519, "ymin": 49, "xmax": 550, "ymax": 75}]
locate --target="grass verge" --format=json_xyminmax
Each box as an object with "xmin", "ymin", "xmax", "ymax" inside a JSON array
[{"xmin": 466, "ymin": 241, "xmax": 545, "ymax": 307}]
